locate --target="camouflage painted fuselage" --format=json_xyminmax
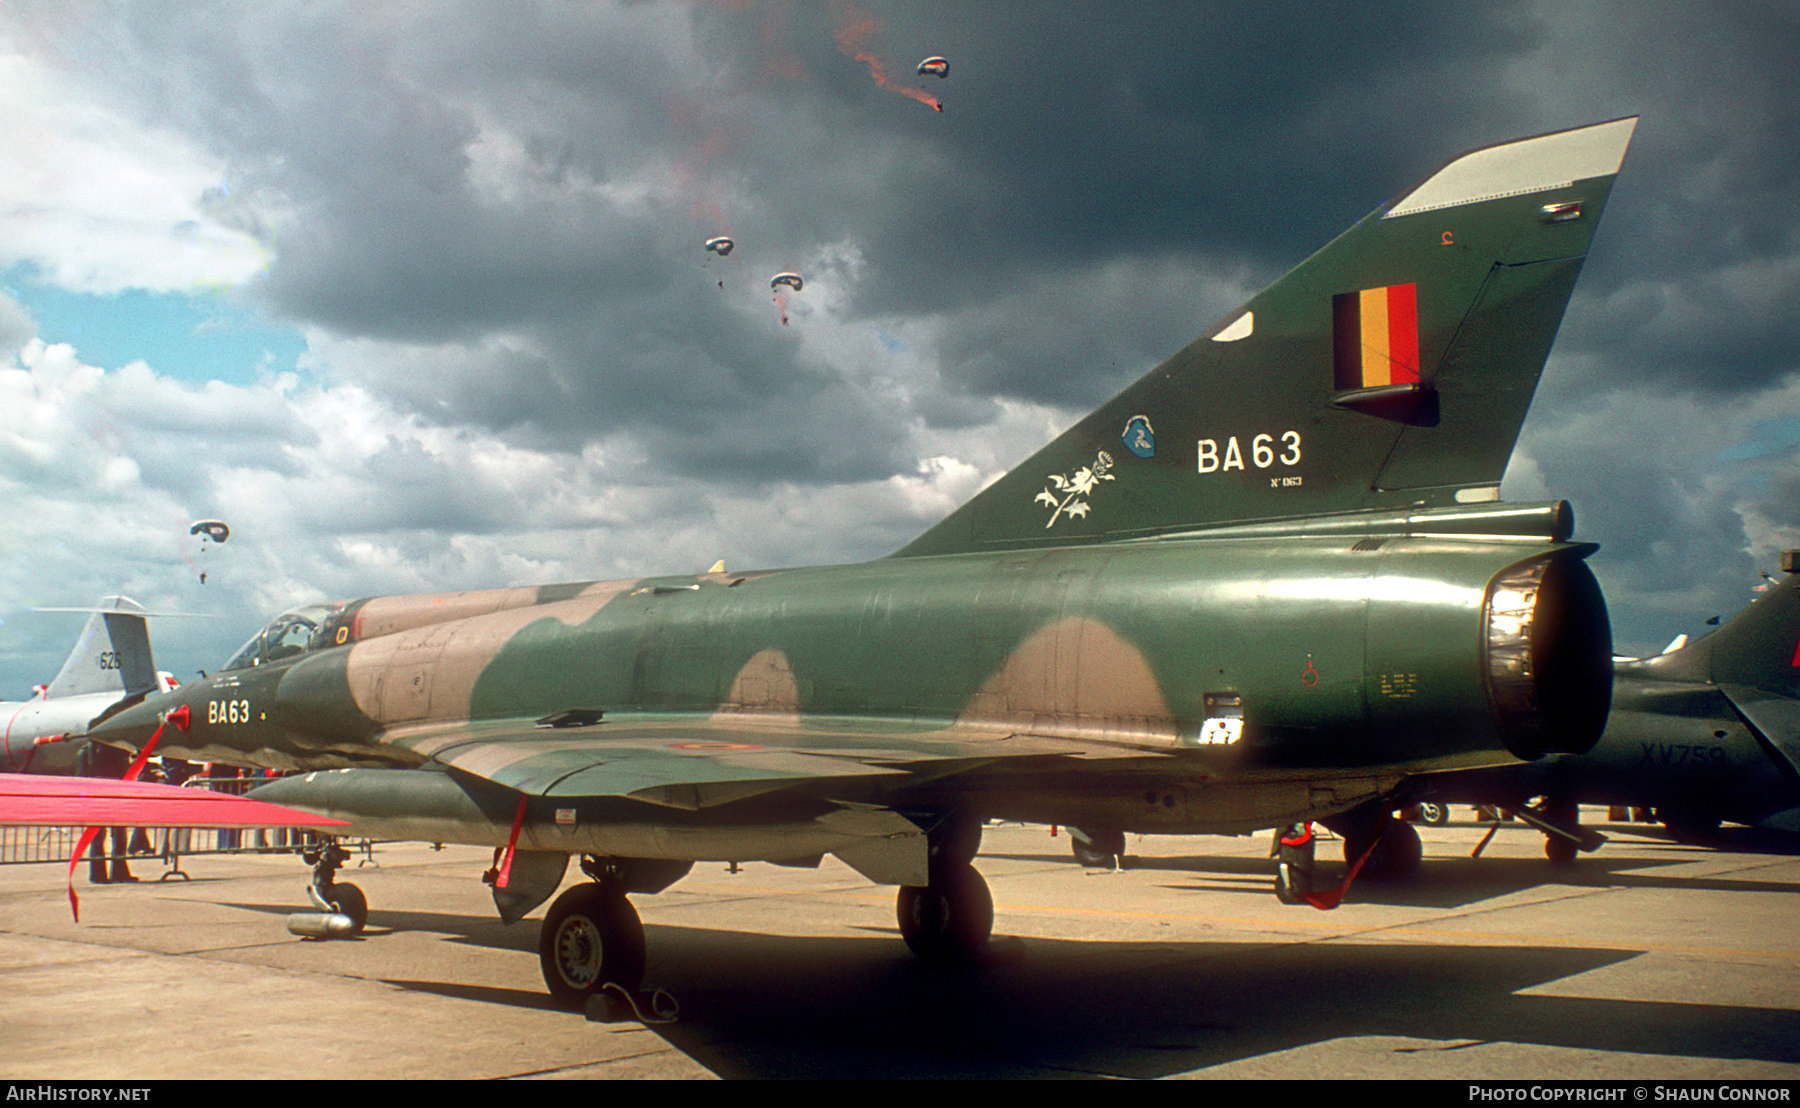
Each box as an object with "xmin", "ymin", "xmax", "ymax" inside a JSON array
[{"xmin": 110, "ymin": 512, "xmax": 1607, "ymax": 851}]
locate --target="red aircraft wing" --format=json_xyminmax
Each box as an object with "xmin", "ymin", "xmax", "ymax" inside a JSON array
[{"xmin": 0, "ymin": 773, "xmax": 347, "ymax": 828}]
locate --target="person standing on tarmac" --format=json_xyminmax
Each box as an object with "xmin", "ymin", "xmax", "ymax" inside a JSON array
[{"xmin": 77, "ymin": 740, "xmax": 137, "ymax": 884}]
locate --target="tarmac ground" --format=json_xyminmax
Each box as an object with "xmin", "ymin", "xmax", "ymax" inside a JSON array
[{"xmin": 2, "ymin": 812, "xmax": 1798, "ymax": 1080}]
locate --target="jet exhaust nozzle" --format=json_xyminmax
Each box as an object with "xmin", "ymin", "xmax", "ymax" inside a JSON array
[{"xmin": 1485, "ymin": 552, "xmax": 1613, "ymax": 760}]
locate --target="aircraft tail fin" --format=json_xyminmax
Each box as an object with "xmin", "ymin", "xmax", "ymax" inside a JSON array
[
  {"xmin": 1675, "ymin": 560, "xmax": 1800, "ymax": 698},
  {"xmin": 896, "ymin": 117, "xmax": 1637, "ymax": 558},
  {"xmin": 39, "ymin": 597, "xmax": 159, "ymax": 700},
  {"xmin": 1653, "ymin": 559, "xmax": 1800, "ymax": 781}
]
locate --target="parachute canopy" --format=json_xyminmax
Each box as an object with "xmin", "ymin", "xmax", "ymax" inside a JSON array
[
  {"xmin": 917, "ymin": 56, "xmax": 949, "ymax": 78},
  {"xmin": 704, "ymin": 236, "xmax": 735, "ymax": 257},
  {"xmin": 189, "ymin": 520, "xmax": 230, "ymax": 543},
  {"xmin": 770, "ymin": 272, "xmax": 804, "ymax": 293}
]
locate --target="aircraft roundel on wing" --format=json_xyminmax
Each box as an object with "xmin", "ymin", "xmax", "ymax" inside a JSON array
[{"xmin": 90, "ymin": 118, "xmax": 1641, "ymax": 1013}]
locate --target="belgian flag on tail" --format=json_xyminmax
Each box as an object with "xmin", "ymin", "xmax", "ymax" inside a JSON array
[{"xmin": 1333, "ymin": 283, "xmax": 1419, "ymax": 390}]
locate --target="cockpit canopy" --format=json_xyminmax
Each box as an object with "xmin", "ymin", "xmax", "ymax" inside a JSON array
[{"xmin": 221, "ymin": 602, "xmax": 344, "ymax": 671}]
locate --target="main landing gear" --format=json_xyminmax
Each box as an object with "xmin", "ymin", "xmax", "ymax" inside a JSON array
[
  {"xmin": 1340, "ymin": 813, "xmax": 1422, "ymax": 882},
  {"xmin": 896, "ymin": 813, "xmax": 994, "ymax": 962},
  {"xmin": 1273, "ymin": 809, "xmax": 1423, "ymax": 907},
  {"xmin": 1068, "ymin": 826, "xmax": 1126, "ymax": 869},
  {"xmin": 536, "ymin": 855, "xmax": 685, "ymax": 1020},
  {"xmin": 1518, "ymin": 796, "xmax": 1604, "ymax": 864},
  {"xmin": 292, "ymin": 821, "xmax": 998, "ymax": 1015},
  {"xmin": 1273, "ymin": 822, "xmax": 1317, "ymax": 905},
  {"xmin": 539, "ymin": 881, "xmax": 647, "ymax": 1010},
  {"xmin": 897, "ymin": 863, "xmax": 993, "ymax": 960}
]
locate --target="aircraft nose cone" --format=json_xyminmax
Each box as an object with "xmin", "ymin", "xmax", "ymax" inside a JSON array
[{"xmin": 87, "ymin": 694, "xmax": 182, "ymax": 753}]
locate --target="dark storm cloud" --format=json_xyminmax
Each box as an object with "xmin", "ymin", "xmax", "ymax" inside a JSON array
[
  {"xmin": 24, "ymin": 2, "xmax": 1799, "ymax": 420},
  {"xmin": 29, "ymin": 3, "xmax": 1568, "ymax": 438},
  {"xmin": 19, "ymin": 1, "xmax": 926, "ymax": 481},
  {"xmin": 1521, "ymin": 392, "xmax": 1762, "ymax": 647},
  {"xmin": 778, "ymin": 2, "xmax": 1544, "ymax": 282},
  {"xmin": 1511, "ymin": 3, "xmax": 1800, "ymax": 398}
]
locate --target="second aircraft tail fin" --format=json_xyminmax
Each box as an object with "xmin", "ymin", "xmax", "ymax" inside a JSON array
[
  {"xmin": 1677, "ymin": 561, "xmax": 1800, "ymax": 699},
  {"xmin": 38, "ymin": 597, "xmax": 159, "ymax": 701}
]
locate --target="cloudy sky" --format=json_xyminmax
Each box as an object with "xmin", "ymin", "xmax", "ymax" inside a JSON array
[{"xmin": 2, "ymin": 0, "xmax": 1798, "ymax": 692}]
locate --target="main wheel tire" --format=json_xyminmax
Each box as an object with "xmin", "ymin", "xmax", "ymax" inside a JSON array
[
  {"xmin": 1070, "ymin": 828, "xmax": 1125, "ymax": 868},
  {"xmin": 326, "ymin": 882, "xmax": 368, "ymax": 936},
  {"xmin": 1274, "ymin": 861, "xmax": 1311, "ymax": 904},
  {"xmin": 539, "ymin": 883, "xmax": 647, "ymax": 1010},
  {"xmin": 1418, "ymin": 803, "xmax": 1449, "ymax": 827},
  {"xmin": 897, "ymin": 862, "xmax": 993, "ymax": 962},
  {"xmin": 1274, "ymin": 823, "xmax": 1317, "ymax": 905},
  {"xmin": 1545, "ymin": 834, "xmax": 1578, "ymax": 865},
  {"xmin": 1345, "ymin": 819, "xmax": 1422, "ymax": 882},
  {"xmin": 929, "ymin": 814, "xmax": 984, "ymax": 869}
]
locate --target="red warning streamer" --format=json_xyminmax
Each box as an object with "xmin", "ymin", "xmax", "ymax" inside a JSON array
[
  {"xmin": 1304, "ymin": 827, "xmax": 1381, "ymax": 911},
  {"xmin": 68, "ymin": 704, "xmax": 189, "ymax": 921}
]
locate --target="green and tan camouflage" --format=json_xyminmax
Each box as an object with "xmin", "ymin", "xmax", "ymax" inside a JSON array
[{"xmin": 91, "ymin": 118, "xmax": 1636, "ymax": 1009}]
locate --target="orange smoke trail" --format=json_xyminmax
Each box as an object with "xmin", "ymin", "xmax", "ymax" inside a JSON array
[
  {"xmin": 774, "ymin": 292, "xmax": 790, "ymax": 325},
  {"xmin": 856, "ymin": 52, "xmax": 942, "ymax": 111},
  {"xmin": 832, "ymin": 2, "xmax": 942, "ymax": 111}
]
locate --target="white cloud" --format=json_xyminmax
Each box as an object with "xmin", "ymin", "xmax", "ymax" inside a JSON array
[
  {"xmin": 0, "ymin": 330, "xmax": 1000, "ymax": 687},
  {"xmin": 0, "ymin": 50, "xmax": 273, "ymax": 293}
]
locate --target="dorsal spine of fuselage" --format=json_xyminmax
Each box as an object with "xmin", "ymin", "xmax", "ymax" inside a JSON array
[{"xmin": 894, "ymin": 117, "xmax": 1638, "ymax": 559}]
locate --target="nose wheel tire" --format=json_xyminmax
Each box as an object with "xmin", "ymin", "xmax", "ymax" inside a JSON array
[
  {"xmin": 539, "ymin": 883, "xmax": 647, "ymax": 1010},
  {"xmin": 897, "ymin": 861, "xmax": 992, "ymax": 962},
  {"xmin": 326, "ymin": 882, "xmax": 368, "ymax": 935}
]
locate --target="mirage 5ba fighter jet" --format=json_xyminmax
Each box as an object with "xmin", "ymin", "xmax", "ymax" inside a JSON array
[{"xmin": 93, "ymin": 118, "xmax": 1635, "ymax": 1010}]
